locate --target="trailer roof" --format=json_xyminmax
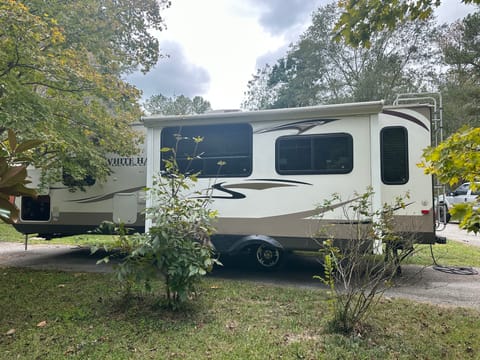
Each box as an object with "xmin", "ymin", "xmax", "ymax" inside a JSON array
[{"xmin": 142, "ymin": 100, "xmax": 385, "ymax": 128}]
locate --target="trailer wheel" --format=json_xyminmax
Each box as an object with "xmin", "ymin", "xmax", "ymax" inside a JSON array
[{"xmin": 255, "ymin": 244, "xmax": 282, "ymax": 269}]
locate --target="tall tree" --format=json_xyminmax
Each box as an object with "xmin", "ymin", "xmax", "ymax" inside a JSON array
[
  {"xmin": 420, "ymin": 12, "xmax": 480, "ymax": 233},
  {"xmin": 24, "ymin": 0, "xmax": 169, "ymax": 75},
  {"xmin": 335, "ymin": 0, "xmax": 480, "ymax": 47},
  {"xmin": 0, "ymin": 0, "xmax": 169, "ymax": 187},
  {"xmin": 243, "ymin": 3, "xmax": 440, "ymax": 110},
  {"xmin": 242, "ymin": 65, "xmax": 279, "ymax": 111},
  {"xmin": 437, "ymin": 12, "xmax": 480, "ymax": 136},
  {"xmin": 144, "ymin": 94, "xmax": 212, "ymax": 115},
  {"xmin": 192, "ymin": 96, "xmax": 213, "ymax": 115}
]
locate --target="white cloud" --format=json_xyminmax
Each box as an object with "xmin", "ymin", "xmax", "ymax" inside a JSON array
[
  {"xmin": 154, "ymin": 0, "xmax": 287, "ymax": 109},
  {"xmin": 126, "ymin": 41, "xmax": 210, "ymax": 100},
  {"xmin": 247, "ymin": 0, "xmax": 324, "ymax": 34},
  {"xmin": 126, "ymin": 0, "xmax": 478, "ymax": 110},
  {"xmin": 435, "ymin": 0, "xmax": 478, "ymax": 24},
  {"xmin": 126, "ymin": 0, "xmax": 324, "ymax": 109}
]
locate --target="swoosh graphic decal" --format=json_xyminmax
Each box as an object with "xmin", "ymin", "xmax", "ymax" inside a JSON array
[
  {"xmin": 200, "ymin": 178, "xmax": 313, "ymax": 198},
  {"xmin": 223, "ymin": 178, "xmax": 312, "ymax": 190},
  {"xmin": 249, "ymin": 178, "xmax": 313, "ymax": 186},
  {"xmin": 67, "ymin": 186, "xmax": 145, "ymax": 204},
  {"xmin": 224, "ymin": 182, "xmax": 295, "ymax": 190},
  {"xmin": 210, "ymin": 182, "xmax": 246, "ymax": 199},
  {"xmin": 381, "ymin": 109, "xmax": 429, "ymax": 131},
  {"xmin": 195, "ymin": 179, "xmax": 313, "ymax": 200},
  {"xmin": 221, "ymin": 197, "xmax": 360, "ymax": 221},
  {"xmin": 240, "ymin": 197, "xmax": 411, "ymax": 221},
  {"xmin": 255, "ymin": 119, "xmax": 338, "ymax": 135}
]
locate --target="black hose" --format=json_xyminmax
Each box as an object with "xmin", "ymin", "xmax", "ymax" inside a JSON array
[{"xmin": 430, "ymin": 244, "xmax": 478, "ymax": 275}]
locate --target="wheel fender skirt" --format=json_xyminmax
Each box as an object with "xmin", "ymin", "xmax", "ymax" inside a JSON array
[{"xmin": 226, "ymin": 234, "xmax": 283, "ymax": 255}]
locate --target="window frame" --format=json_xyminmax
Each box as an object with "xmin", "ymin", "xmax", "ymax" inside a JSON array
[
  {"xmin": 275, "ymin": 132, "xmax": 354, "ymax": 175},
  {"xmin": 380, "ymin": 126, "xmax": 409, "ymax": 185},
  {"xmin": 21, "ymin": 195, "xmax": 51, "ymax": 221},
  {"xmin": 160, "ymin": 123, "xmax": 253, "ymax": 178}
]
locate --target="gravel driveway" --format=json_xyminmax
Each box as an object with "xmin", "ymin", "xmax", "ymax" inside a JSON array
[
  {"xmin": 438, "ymin": 222, "xmax": 480, "ymax": 247},
  {"xmin": 0, "ymin": 223, "xmax": 479, "ymax": 310}
]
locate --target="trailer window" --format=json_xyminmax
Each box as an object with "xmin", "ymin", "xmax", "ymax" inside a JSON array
[
  {"xmin": 161, "ymin": 123, "xmax": 252, "ymax": 177},
  {"xmin": 21, "ymin": 196, "xmax": 50, "ymax": 221},
  {"xmin": 276, "ymin": 133, "xmax": 353, "ymax": 175},
  {"xmin": 381, "ymin": 126, "xmax": 409, "ymax": 184}
]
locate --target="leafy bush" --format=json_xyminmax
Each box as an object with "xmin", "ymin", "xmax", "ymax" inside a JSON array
[
  {"xmin": 100, "ymin": 138, "xmax": 220, "ymax": 309},
  {"xmin": 315, "ymin": 189, "xmax": 415, "ymax": 335},
  {"xmin": 420, "ymin": 126, "xmax": 480, "ymax": 233}
]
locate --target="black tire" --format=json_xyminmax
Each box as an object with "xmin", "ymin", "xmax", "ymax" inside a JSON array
[{"xmin": 254, "ymin": 244, "xmax": 282, "ymax": 269}]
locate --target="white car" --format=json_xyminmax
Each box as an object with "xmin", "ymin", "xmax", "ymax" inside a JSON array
[{"xmin": 438, "ymin": 182, "xmax": 479, "ymax": 223}]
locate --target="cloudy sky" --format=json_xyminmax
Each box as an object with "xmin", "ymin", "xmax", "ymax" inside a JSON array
[{"xmin": 126, "ymin": 0, "xmax": 478, "ymax": 110}]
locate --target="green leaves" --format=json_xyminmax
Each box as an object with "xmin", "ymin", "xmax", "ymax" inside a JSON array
[
  {"xmin": 421, "ymin": 127, "xmax": 479, "ymax": 187},
  {"xmin": 315, "ymin": 189, "xmax": 413, "ymax": 335},
  {"xmin": 421, "ymin": 127, "xmax": 480, "ymax": 233},
  {"xmin": 335, "ymin": 0, "xmax": 444, "ymax": 47},
  {"xmin": 335, "ymin": 0, "xmax": 480, "ymax": 48},
  {"xmin": 144, "ymin": 94, "xmax": 212, "ymax": 116},
  {"xmin": 110, "ymin": 137, "xmax": 219, "ymax": 309},
  {"xmin": 0, "ymin": 0, "xmax": 170, "ymax": 188}
]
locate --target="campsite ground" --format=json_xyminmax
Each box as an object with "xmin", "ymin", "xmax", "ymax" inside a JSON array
[{"xmin": 0, "ymin": 223, "xmax": 479, "ymax": 310}]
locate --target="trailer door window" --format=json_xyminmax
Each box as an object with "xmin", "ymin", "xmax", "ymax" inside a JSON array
[
  {"xmin": 381, "ymin": 126, "xmax": 409, "ymax": 184},
  {"xmin": 161, "ymin": 123, "xmax": 252, "ymax": 177},
  {"xmin": 276, "ymin": 133, "xmax": 353, "ymax": 175}
]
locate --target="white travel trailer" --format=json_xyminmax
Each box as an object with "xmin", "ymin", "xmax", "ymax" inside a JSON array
[
  {"xmin": 12, "ymin": 123, "xmax": 147, "ymax": 238},
  {"xmin": 143, "ymin": 100, "xmax": 444, "ymax": 268}
]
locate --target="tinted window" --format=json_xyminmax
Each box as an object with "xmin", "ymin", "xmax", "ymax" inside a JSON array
[
  {"xmin": 276, "ymin": 133, "xmax": 353, "ymax": 175},
  {"xmin": 381, "ymin": 127, "xmax": 408, "ymax": 184},
  {"xmin": 161, "ymin": 123, "xmax": 252, "ymax": 177},
  {"xmin": 21, "ymin": 196, "xmax": 50, "ymax": 221}
]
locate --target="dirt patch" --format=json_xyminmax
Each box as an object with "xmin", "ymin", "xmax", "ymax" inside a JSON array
[{"xmin": 0, "ymin": 242, "xmax": 114, "ymax": 273}]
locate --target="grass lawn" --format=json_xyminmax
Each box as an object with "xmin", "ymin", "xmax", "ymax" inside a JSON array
[
  {"xmin": 1, "ymin": 268, "xmax": 480, "ymax": 359},
  {"xmin": 0, "ymin": 224, "xmax": 25, "ymax": 243},
  {"xmin": 0, "ymin": 223, "xmax": 117, "ymax": 248},
  {"xmin": 1, "ymin": 224, "xmax": 480, "ymax": 358},
  {"xmin": 408, "ymin": 242, "xmax": 480, "ymax": 268}
]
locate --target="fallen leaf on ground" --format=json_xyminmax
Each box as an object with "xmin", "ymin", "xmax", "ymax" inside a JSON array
[
  {"xmin": 226, "ymin": 321, "xmax": 238, "ymax": 331},
  {"xmin": 37, "ymin": 321, "xmax": 47, "ymax": 328},
  {"xmin": 6, "ymin": 329, "xmax": 15, "ymax": 336}
]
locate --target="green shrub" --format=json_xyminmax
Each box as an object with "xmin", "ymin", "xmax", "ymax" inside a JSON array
[
  {"xmin": 102, "ymin": 137, "xmax": 220, "ymax": 309},
  {"xmin": 316, "ymin": 189, "xmax": 415, "ymax": 335}
]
